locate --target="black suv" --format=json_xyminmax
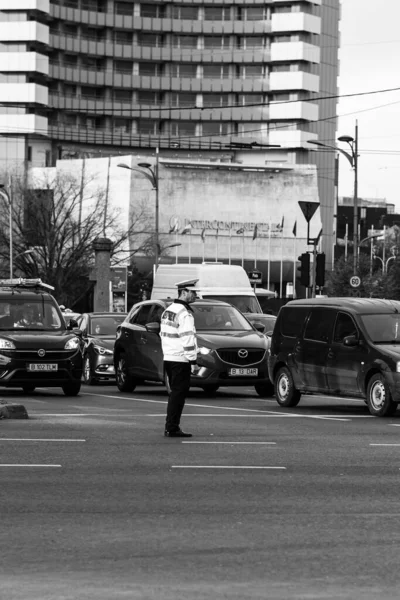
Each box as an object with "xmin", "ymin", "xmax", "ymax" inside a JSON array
[
  {"xmin": 113, "ymin": 299, "xmax": 273, "ymax": 397},
  {"xmin": 0, "ymin": 279, "xmax": 83, "ymax": 395},
  {"xmin": 268, "ymin": 297, "xmax": 400, "ymax": 417}
]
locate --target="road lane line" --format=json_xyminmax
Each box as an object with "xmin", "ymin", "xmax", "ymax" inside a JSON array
[
  {"xmin": 182, "ymin": 441, "xmax": 276, "ymax": 444},
  {"xmin": 0, "ymin": 438, "xmax": 86, "ymax": 442},
  {"xmin": 172, "ymin": 466, "xmax": 286, "ymax": 469},
  {"xmin": 0, "ymin": 464, "xmax": 61, "ymax": 467},
  {"xmin": 370, "ymin": 443, "xmax": 400, "ymax": 446},
  {"xmin": 84, "ymin": 393, "xmax": 353, "ymax": 420}
]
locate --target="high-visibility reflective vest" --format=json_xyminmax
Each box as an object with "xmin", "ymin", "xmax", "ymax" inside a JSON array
[{"xmin": 160, "ymin": 301, "xmax": 198, "ymax": 363}]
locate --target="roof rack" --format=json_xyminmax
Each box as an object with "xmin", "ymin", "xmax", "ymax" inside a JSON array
[{"xmin": 0, "ymin": 278, "xmax": 55, "ymax": 291}]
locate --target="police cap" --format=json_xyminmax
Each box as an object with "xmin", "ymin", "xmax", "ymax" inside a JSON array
[{"xmin": 175, "ymin": 278, "xmax": 199, "ymax": 292}]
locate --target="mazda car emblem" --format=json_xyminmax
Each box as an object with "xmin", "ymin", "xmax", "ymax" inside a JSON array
[
  {"xmin": 238, "ymin": 349, "xmax": 248, "ymax": 358},
  {"xmin": 38, "ymin": 349, "xmax": 46, "ymax": 357}
]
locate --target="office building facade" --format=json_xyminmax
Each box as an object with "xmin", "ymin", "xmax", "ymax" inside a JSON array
[{"xmin": 0, "ymin": 0, "xmax": 340, "ymax": 265}]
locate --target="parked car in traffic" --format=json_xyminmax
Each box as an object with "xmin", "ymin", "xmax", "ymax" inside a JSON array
[
  {"xmin": 76, "ymin": 312, "xmax": 127, "ymax": 384},
  {"xmin": 113, "ymin": 299, "xmax": 274, "ymax": 397},
  {"xmin": 268, "ymin": 297, "xmax": 400, "ymax": 417},
  {"xmin": 0, "ymin": 278, "xmax": 82, "ymax": 395}
]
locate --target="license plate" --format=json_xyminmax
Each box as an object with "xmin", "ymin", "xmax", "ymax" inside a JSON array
[
  {"xmin": 27, "ymin": 364, "xmax": 58, "ymax": 372},
  {"xmin": 229, "ymin": 368, "xmax": 258, "ymax": 376}
]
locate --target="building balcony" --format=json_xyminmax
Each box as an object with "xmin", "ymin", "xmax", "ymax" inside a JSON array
[
  {"xmin": 269, "ymin": 101, "xmax": 318, "ymax": 121},
  {"xmin": 1, "ymin": 0, "xmax": 49, "ymax": 11},
  {"xmin": 49, "ymin": 65, "xmax": 270, "ymax": 94},
  {"xmin": 271, "ymin": 12, "xmax": 321, "ymax": 35},
  {"xmin": 0, "ymin": 21, "xmax": 49, "ymax": 44},
  {"xmin": 269, "ymin": 71, "xmax": 319, "ymax": 93},
  {"xmin": 0, "ymin": 114, "xmax": 48, "ymax": 135},
  {"xmin": 269, "ymin": 129, "xmax": 318, "ymax": 148},
  {"xmin": 271, "ymin": 0, "xmax": 321, "ymax": 4},
  {"xmin": 0, "ymin": 52, "xmax": 49, "ymax": 75},
  {"xmin": 0, "ymin": 83, "xmax": 48, "ymax": 105},
  {"xmin": 270, "ymin": 41, "xmax": 320, "ymax": 64}
]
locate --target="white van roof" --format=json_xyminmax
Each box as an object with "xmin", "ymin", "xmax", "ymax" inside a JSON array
[{"xmin": 154, "ymin": 263, "xmax": 252, "ymax": 291}]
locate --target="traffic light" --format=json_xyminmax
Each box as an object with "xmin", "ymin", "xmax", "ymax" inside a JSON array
[
  {"xmin": 315, "ymin": 252, "xmax": 326, "ymax": 287},
  {"xmin": 297, "ymin": 253, "xmax": 310, "ymax": 287}
]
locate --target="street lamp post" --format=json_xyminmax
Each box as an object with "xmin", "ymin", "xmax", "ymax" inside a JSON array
[
  {"xmin": 0, "ymin": 184, "xmax": 13, "ymax": 278},
  {"xmin": 118, "ymin": 147, "xmax": 160, "ymax": 271},
  {"xmin": 308, "ymin": 120, "xmax": 359, "ymax": 274},
  {"xmin": 338, "ymin": 121, "xmax": 359, "ymax": 274}
]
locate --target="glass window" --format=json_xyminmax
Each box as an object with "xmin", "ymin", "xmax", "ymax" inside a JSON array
[
  {"xmin": 90, "ymin": 315, "xmax": 125, "ymax": 335},
  {"xmin": 173, "ymin": 36, "xmax": 197, "ymax": 49},
  {"xmin": 150, "ymin": 305, "xmax": 164, "ymax": 323},
  {"xmin": 204, "ymin": 37, "xmax": 229, "ymax": 49},
  {"xmin": 139, "ymin": 62, "xmax": 163, "ymax": 76},
  {"xmin": 204, "ymin": 7, "xmax": 231, "ymax": 21},
  {"xmin": 280, "ymin": 307, "xmax": 309, "ymax": 338},
  {"xmin": 193, "ymin": 304, "xmax": 253, "ymax": 331},
  {"xmin": 114, "ymin": 31, "xmax": 132, "ymax": 44},
  {"xmin": 138, "ymin": 33, "xmax": 163, "ymax": 47},
  {"xmin": 170, "ymin": 64, "xmax": 197, "ymax": 77},
  {"xmin": 137, "ymin": 120, "xmax": 160, "ymax": 135},
  {"xmin": 173, "ymin": 5, "xmax": 198, "ymax": 19},
  {"xmin": 115, "ymin": 2, "xmax": 133, "ymax": 16},
  {"xmin": 202, "ymin": 122, "xmax": 229, "ymax": 135},
  {"xmin": 203, "ymin": 295, "xmax": 260, "ymax": 314},
  {"xmin": 115, "ymin": 60, "xmax": 133, "ymax": 74},
  {"xmin": 0, "ymin": 300, "xmax": 63, "ymax": 331},
  {"xmin": 140, "ymin": 4, "xmax": 166, "ymax": 18},
  {"xmin": 138, "ymin": 91, "xmax": 160, "ymax": 105},
  {"xmin": 114, "ymin": 89, "xmax": 132, "ymax": 102},
  {"xmin": 170, "ymin": 93, "xmax": 196, "ymax": 107},
  {"xmin": 134, "ymin": 305, "xmax": 153, "ymax": 326},
  {"xmin": 202, "ymin": 94, "xmax": 229, "ymax": 107},
  {"xmin": 203, "ymin": 65, "xmax": 230, "ymax": 79},
  {"xmin": 360, "ymin": 314, "xmax": 400, "ymax": 343},
  {"xmin": 304, "ymin": 309, "xmax": 336, "ymax": 343},
  {"xmin": 333, "ymin": 313, "xmax": 358, "ymax": 343}
]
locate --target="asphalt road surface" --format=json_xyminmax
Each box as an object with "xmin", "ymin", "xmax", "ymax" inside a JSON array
[{"xmin": 2, "ymin": 382, "xmax": 400, "ymax": 600}]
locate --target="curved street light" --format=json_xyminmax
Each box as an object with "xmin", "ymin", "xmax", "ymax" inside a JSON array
[
  {"xmin": 308, "ymin": 121, "xmax": 359, "ymax": 274},
  {"xmin": 118, "ymin": 147, "xmax": 160, "ymax": 271}
]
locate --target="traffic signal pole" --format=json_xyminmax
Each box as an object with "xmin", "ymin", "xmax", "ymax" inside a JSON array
[{"xmin": 312, "ymin": 244, "xmax": 317, "ymax": 299}]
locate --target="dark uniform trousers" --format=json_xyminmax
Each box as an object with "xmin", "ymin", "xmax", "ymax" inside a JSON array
[{"xmin": 164, "ymin": 361, "xmax": 191, "ymax": 433}]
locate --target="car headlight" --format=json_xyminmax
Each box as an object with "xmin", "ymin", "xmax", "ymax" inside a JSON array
[
  {"xmin": 93, "ymin": 344, "xmax": 113, "ymax": 355},
  {"xmin": 396, "ymin": 361, "xmax": 400, "ymax": 373},
  {"xmin": 0, "ymin": 338, "xmax": 15, "ymax": 350},
  {"xmin": 64, "ymin": 337, "xmax": 81, "ymax": 350},
  {"xmin": 198, "ymin": 346, "xmax": 211, "ymax": 355}
]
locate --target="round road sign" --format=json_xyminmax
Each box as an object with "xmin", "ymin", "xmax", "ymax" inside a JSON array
[{"xmin": 350, "ymin": 275, "xmax": 361, "ymax": 288}]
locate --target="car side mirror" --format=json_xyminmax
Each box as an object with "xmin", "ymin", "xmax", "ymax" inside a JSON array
[
  {"xmin": 67, "ymin": 319, "xmax": 79, "ymax": 330},
  {"xmin": 145, "ymin": 321, "xmax": 161, "ymax": 334},
  {"xmin": 253, "ymin": 322, "xmax": 266, "ymax": 333},
  {"xmin": 343, "ymin": 334, "xmax": 358, "ymax": 346}
]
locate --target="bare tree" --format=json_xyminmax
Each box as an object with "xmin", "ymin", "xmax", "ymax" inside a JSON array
[{"xmin": 0, "ymin": 171, "xmax": 153, "ymax": 306}]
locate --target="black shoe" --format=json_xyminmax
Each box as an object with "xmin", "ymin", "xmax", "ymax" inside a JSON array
[{"xmin": 164, "ymin": 429, "xmax": 192, "ymax": 438}]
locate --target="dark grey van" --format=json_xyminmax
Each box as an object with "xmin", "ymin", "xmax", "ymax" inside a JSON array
[{"xmin": 268, "ymin": 298, "xmax": 400, "ymax": 417}]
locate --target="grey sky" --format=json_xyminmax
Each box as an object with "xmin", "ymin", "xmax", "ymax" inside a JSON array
[{"xmin": 337, "ymin": 0, "xmax": 400, "ymax": 210}]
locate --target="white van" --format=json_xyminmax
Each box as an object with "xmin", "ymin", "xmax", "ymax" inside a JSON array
[{"xmin": 151, "ymin": 263, "xmax": 263, "ymax": 314}]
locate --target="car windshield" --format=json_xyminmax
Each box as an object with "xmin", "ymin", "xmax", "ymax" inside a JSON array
[
  {"xmin": 0, "ymin": 299, "xmax": 63, "ymax": 331},
  {"xmin": 90, "ymin": 315, "xmax": 126, "ymax": 335},
  {"xmin": 192, "ymin": 304, "xmax": 253, "ymax": 331},
  {"xmin": 360, "ymin": 314, "xmax": 400, "ymax": 343},
  {"xmin": 203, "ymin": 295, "xmax": 261, "ymax": 314}
]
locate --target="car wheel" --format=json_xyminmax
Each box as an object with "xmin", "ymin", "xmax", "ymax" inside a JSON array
[
  {"xmin": 275, "ymin": 366, "xmax": 301, "ymax": 407},
  {"xmin": 115, "ymin": 352, "xmax": 137, "ymax": 392},
  {"xmin": 254, "ymin": 382, "xmax": 274, "ymax": 398},
  {"xmin": 22, "ymin": 384, "xmax": 35, "ymax": 393},
  {"xmin": 62, "ymin": 381, "xmax": 81, "ymax": 396},
  {"xmin": 83, "ymin": 355, "xmax": 97, "ymax": 385},
  {"xmin": 366, "ymin": 373, "xmax": 397, "ymax": 417},
  {"xmin": 201, "ymin": 385, "xmax": 219, "ymax": 396}
]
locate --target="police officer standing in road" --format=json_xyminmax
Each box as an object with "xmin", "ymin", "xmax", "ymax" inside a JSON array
[{"xmin": 160, "ymin": 279, "xmax": 199, "ymax": 437}]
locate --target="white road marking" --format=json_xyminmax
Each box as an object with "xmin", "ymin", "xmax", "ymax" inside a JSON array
[
  {"xmin": 172, "ymin": 465, "xmax": 286, "ymax": 469},
  {"xmin": 0, "ymin": 464, "xmax": 61, "ymax": 467},
  {"xmin": 84, "ymin": 392, "xmax": 354, "ymax": 420},
  {"xmin": 0, "ymin": 438, "xmax": 86, "ymax": 442},
  {"xmin": 182, "ymin": 441, "xmax": 276, "ymax": 445},
  {"xmin": 370, "ymin": 443, "xmax": 400, "ymax": 446}
]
